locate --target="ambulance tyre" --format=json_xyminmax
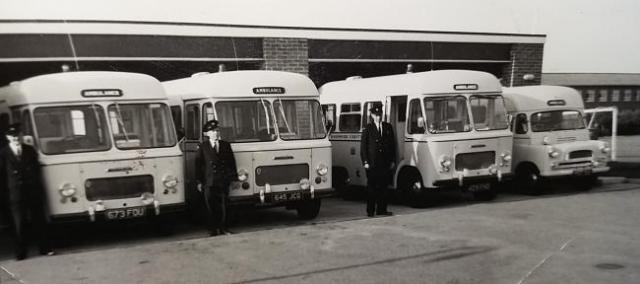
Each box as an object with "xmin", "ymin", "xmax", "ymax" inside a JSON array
[
  {"xmin": 333, "ymin": 167, "xmax": 354, "ymax": 200},
  {"xmin": 575, "ymin": 174, "xmax": 598, "ymax": 191},
  {"xmin": 296, "ymin": 199, "xmax": 321, "ymax": 220},
  {"xmin": 472, "ymin": 184, "xmax": 498, "ymax": 201},
  {"xmin": 398, "ymin": 168, "xmax": 423, "ymax": 208},
  {"xmin": 516, "ymin": 163, "xmax": 542, "ymax": 195}
]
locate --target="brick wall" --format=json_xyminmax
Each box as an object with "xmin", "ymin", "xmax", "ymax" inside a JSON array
[
  {"xmin": 262, "ymin": 38, "xmax": 309, "ymax": 75},
  {"xmin": 501, "ymin": 43, "xmax": 544, "ymax": 87}
]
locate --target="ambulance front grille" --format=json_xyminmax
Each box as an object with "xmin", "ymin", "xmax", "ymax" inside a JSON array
[
  {"xmin": 569, "ymin": 150, "xmax": 592, "ymax": 159},
  {"xmin": 455, "ymin": 151, "xmax": 495, "ymax": 171},
  {"xmin": 255, "ymin": 164, "xmax": 309, "ymax": 186},
  {"xmin": 85, "ymin": 175, "xmax": 154, "ymax": 201}
]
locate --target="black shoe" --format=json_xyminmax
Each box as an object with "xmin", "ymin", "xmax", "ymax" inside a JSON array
[
  {"xmin": 377, "ymin": 211, "xmax": 393, "ymax": 216},
  {"xmin": 39, "ymin": 249, "xmax": 55, "ymax": 256},
  {"xmin": 367, "ymin": 212, "xmax": 375, "ymax": 217},
  {"xmin": 209, "ymin": 229, "xmax": 220, "ymax": 237}
]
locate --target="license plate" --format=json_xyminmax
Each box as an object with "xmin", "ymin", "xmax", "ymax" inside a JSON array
[
  {"xmin": 468, "ymin": 183, "xmax": 491, "ymax": 192},
  {"xmin": 273, "ymin": 192, "xmax": 302, "ymax": 202},
  {"xmin": 105, "ymin": 207, "xmax": 146, "ymax": 220},
  {"xmin": 573, "ymin": 167, "xmax": 593, "ymax": 176}
]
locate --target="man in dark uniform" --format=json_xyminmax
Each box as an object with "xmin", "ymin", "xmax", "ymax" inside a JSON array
[
  {"xmin": 0, "ymin": 123, "xmax": 53, "ymax": 260},
  {"xmin": 195, "ymin": 120, "xmax": 238, "ymax": 236},
  {"xmin": 360, "ymin": 105, "xmax": 396, "ymax": 217}
]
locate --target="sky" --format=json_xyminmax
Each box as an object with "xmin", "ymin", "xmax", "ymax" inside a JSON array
[{"xmin": 1, "ymin": 0, "xmax": 638, "ymax": 74}]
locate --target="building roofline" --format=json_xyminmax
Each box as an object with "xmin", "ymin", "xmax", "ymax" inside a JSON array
[
  {"xmin": 0, "ymin": 19, "xmax": 546, "ymax": 44},
  {"xmin": 0, "ymin": 19, "xmax": 547, "ymax": 38}
]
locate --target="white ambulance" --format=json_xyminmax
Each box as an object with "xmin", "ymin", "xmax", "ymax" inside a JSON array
[
  {"xmin": 320, "ymin": 70, "xmax": 513, "ymax": 205},
  {"xmin": 503, "ymin": 85, "xmax": 610, "ymax": 193},
  {"xmin": 164, "ymin": 70, "xmax": 332, "ymax": 220},
  {"xmin": 0, "ymin": 71, "xmax": 184, "ymax": 223}
]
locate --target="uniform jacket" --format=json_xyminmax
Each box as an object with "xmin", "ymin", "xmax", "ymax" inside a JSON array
[
  {"xmin": 0, "ymin": 143, "xmax": 44, "ymax": 207},
  {"xmin": 195, "ymin": 139, "xmax": 238, "ymax": 192},
  {"xmin": 360, "ymin": 121, "xmax": 396, "ymax": 169}
]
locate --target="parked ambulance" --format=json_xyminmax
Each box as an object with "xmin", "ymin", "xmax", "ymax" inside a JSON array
[
  {"xmin": 502, "ymin": 85, "xmax": 610, "ymax": 193},
  {"xmin": 320, "ymin": 70, "xmax": 513, "ymax": 205}
]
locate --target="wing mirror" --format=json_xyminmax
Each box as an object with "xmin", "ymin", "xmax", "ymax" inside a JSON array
[{"xmin": 22, "ymin": 135, "xmax": 35, "ymax": 146}]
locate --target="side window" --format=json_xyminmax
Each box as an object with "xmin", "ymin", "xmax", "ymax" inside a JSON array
[
  {"xmin": 203, "ymin": 102, "xmax": 215, "ymax": 125},
  {"xmin": 515, "ymin": 113, "xmax": 528, "ymax": 134},
  {"xmin": 11, "ymin": 108, "xmax": 21, "ymax": 124},
  {"xmin": 0, "ymin": 113, "xmax": 9, "ymax": 133},
  {"xmin": 362, "ymin": 101, "xmax": 382, "ymax": 126},
  {"xmin": 321, "ymin": 104, "xmax": 336, "ymax": 132},
  {"xmin": 21, "ymin": 110, "xmax": 33, "ymax": 136},
  {"xmin": 170, "ymin": 106, "xmax": 183, "ymax": 140},
  {"xmin": 170, "ymin": 106, "xmax": 182, "ymax": 129},
  {"xmin": 397, "ymin": 102, "xmax": 407, "ymax": 123},
  {"xmin": 407, "ymin": 99, "xmax": 425, "ymax": 134},
  {"xmin": 338, "ymin": 103, "xmax": 362, "ymax": 132},
  {"xmin": 185, "ymin": 104, "xmax": 200, "ymax": 140}
]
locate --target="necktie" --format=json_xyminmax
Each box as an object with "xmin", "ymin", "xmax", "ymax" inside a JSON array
[
  {"xmin": 214, "ymin": 141, "xmax": 219, "ymax": 153},
  {"xmin": 16, "ymin": 145, "xmax": 21, "ymax": 159}
]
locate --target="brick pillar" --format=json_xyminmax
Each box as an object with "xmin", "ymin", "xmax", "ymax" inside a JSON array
[
  {"xmin": 262, "ymin": 38, "xmax": 309, "ymax": 75},
  {"xmin": 501, "ymin": 43, "xmax": 544, "ymax": 87}
]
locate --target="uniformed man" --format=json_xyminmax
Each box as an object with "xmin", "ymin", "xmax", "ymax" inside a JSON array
[
  {"xmin": 360, "ymin": 105, "xmax": 396, "ymax": 217},
  {"xmin": 0, "ymin": 123, "xmax": 53, "ymax": 260},
  {"xmin": 195, "ymin": 120, "xmax": 238, "ymax": 236}
]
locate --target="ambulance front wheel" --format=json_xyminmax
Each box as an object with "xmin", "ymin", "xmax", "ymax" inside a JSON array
[
  {"xmin": 296, "ymin": 199, "xmax": 321, "ymax": 220},
  {"xmin": 515, "ymin": 164, "xmax": 542, "ymax": 195},
  {"xmin": 398, "ymin": 168, "xmax": 424, "ymax": 208}
]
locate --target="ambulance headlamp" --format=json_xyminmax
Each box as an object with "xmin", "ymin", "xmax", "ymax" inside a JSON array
[
  {"xmin": 439, "ymin": 155, "xmax": 452, "ymax": 172},
  {"xmin": 316, "ymin": 164, "xmax": 329, "ymax": 176},
  {"xmin": 547, "ymin": 147, "xmax": 560, "ymax": 158},
  {"xmin": 237, "ymin": 169, "xmax": 249, "ymax": 182},
  {"xmin": 299, "ymin": 178, "xmax": 310, "ymax": 190},
  {"xmin": 599, "ymin": 144, "xmax": 611, "ymax": 154},
  {"xmin": 140, "ymin": 192, "xmax": 155, "ymax": 205},
  {"xmin": 501, "ymin": 151, "xmax": 512, "ymax": 162},
  {"xmin": 542, "ymin": 136, "xmax": 551, "ymax": 145},
  {"xmin": 59, "ymin": 183, "xmax": 77, "ymax": 197},
  {"xmin": 162, "ymin": 175, "xmax": 178, "ymax": 188}
]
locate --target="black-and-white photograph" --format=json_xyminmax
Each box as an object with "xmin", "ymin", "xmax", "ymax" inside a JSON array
[{"xmin": 1, "ymin": 0, "xmax": 639, "ymax": 283}]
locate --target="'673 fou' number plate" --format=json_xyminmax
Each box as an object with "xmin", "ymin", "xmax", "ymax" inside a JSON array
[{"xmin": 105, "ymin": 207, "xmax": 146, "ymax": 220}]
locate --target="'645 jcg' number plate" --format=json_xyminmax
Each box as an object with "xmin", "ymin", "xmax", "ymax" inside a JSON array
[{"xmin": 273, "ymin": 192, "xmax": 302, "ymax": 202}]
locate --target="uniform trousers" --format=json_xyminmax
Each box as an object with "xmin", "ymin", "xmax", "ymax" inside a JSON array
[
  {"xmin": 204, "ymin": 186, "xmax": 227, "ymax": 233},
  {"xmin": 365, "ymin": 165, "xmax": 391, "ymax": 215},
  {"xmin": 4, "ymin": 199, "xmax": 51, "ymax": 259}
]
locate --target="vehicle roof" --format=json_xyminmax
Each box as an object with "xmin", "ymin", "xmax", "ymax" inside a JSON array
[
  {"xmin": 0, "ymin": 71, "xmax": 167, "ymax": 106},
  {"xmin": 502, "ymin": 85, "xmax": 584, "ymax": 112},
  {"xmin": 163, "ymin": 70, "xmax": 319, "ymax": 101},
  {"xmin": 319, "ymin": 70, "xmax": 502, "ymax": 105}
]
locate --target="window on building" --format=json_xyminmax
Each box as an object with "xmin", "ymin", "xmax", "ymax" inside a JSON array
[
  {"xmin": 585, "ymin": 89, "xmax": 596, "ymax": 103},
  {"xmin": 599, "ymin": 89, "xmax": 608, "ymax": 102},
  {"xmin": 624, "ymin": 89, "xmax": 633, "ymax": 102},
  {"xmin": 611, "ymin": 90, "xmax": 620, "ymax": 102}
]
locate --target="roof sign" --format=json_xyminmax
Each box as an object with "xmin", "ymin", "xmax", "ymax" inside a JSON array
[
  {"xmin": 82, "ymin": 89, "xmax": 123, "ymax": 97},
  {"xmin": 253, "ymin": 87, "xmax": 285, "ymax": 95},
  {"xmin": 453, "ymin": 84, "xmax": 479, "ymax": 91},
  {"xmin": 547, "ymin": 99, "xmax": 566, "ymax": 106}
]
